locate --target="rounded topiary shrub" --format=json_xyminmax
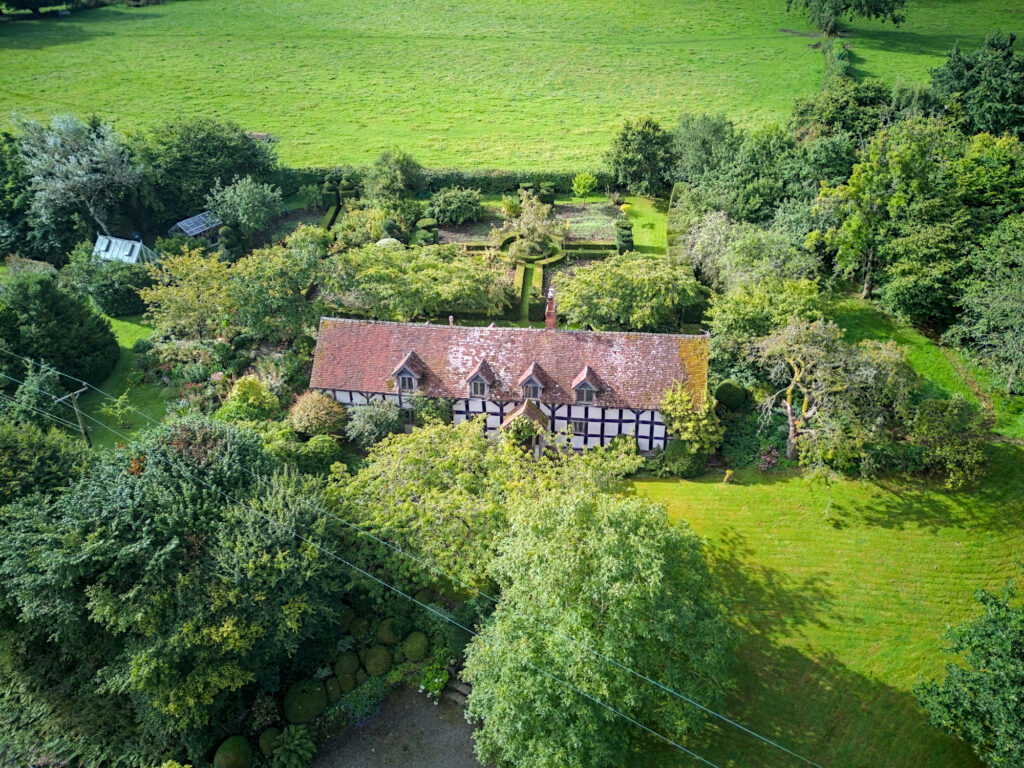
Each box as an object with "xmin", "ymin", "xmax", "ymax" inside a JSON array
[
  {"xmin": 663, "ymin": 440, "xmax": 708, "ymax": 479},
  {"xmin": 213, "ymin": 735, "xmax": 253, "ymax": 768},
  {"xmin": 283, "ymin": 679, "xmax": 328, "ymax": 724},
  {"xmin": 289, "ymin": 390, "xmax": 348, "ymax": 436},
  {"xmin": 338, "ymin": 672, "xmax": 357, "ymax": 693},
  {"xmin": 355, "ymin": 668, "xmax": 368, "ymax": 685},
  {"xmin": 402, "ymin": 631, "xmax": 430, "ymax": 662},
  {"xmin": 337, "ymin": 606, "xmax": 355, "ymax": 633},
  {"xmin": 714, "ymin": 380, "xmax": 748, "ymax": 412},
  {"xmin": 325, "ymin": 676, "xmax": 342, "ymax": 704},
  {"xmin": 333, "ymin": 650, "xmax": 360, "ymax": 677},
  {"xmin": 365, "ymin": 645, "xmax": 392, "ymax": 676},
  {"xmin": 415, "ymin": 217, "xmax": 438, "ymax": 231},
  {"xmin": 377, "ymin": 618, "xmax": 400, "ymax": 646},
  {"xmin": 257, "ymin": 727, "xmax": 281, "ymax": 757},
  {"xmin": 427, "ymin": 186, "xmax": 484, "ymax": 226},
  {"xmin": 349, "ymin": 615, "xmax": 372, "ymax": 643}
]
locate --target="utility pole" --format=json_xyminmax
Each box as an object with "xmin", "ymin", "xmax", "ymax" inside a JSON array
[{"xmin": 53, "ymin": 385, "xmax": 92, "ymax": 448}]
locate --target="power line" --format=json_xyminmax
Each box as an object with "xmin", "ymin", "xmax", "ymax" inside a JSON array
[
  {"xmin": 0, "ymin": 348, "xmax": 829, "ymax": 768},
  {"xmin": 0, "ymin": 391, "xmax": 84, "ymax": 432},
  {"xmin": 3, "ymin": 370, "xmax": 725, "ymax": 768}
]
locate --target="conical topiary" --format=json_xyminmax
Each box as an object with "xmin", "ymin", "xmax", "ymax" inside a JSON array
[{"xmin": 402, "ymin": 631, "xmax": 430, "ymax": 662}]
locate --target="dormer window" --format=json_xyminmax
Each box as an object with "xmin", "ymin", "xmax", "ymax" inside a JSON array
[
  {"xmin": 398, "ymin": 373, "xmax": 415, "ymax": 392},
  {"xmin": 523, "ymin": 382, "xmax": 541, "ymax": 401},
  {"xmin": 575, "ymin": 383, "xmax": 596, "ymax": 404},
  {"xmin": 470, "ymin": 377, "xmax": 487, "ymax": 398}
]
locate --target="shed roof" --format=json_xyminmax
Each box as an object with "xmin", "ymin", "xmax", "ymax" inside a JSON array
[
  {"xmin": 310, "ymin": 318, "xmax": 709, "ymax": 411},
  {"xmin": 93, "ymin": 236, "xmax": 158, "ymax": 265}
]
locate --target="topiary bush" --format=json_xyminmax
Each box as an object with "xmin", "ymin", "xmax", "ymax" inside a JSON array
[
  {"xmin": 213, "ymin": 735, "xmax": 253, "ymax": 768},
  {"xmin": 402, "ymin": 631, "xmax": 430, "ymax": 662},
  {"xmin": 349, "ymin": 615, "xmax": 373, "ymax": 644},
  {"xmin": 337, "ymin": 606, "xmax": 355, "ymax": 633},
  {"xmin": 714, "ymin": 380, "xmax": 749, "ymax": 412},
  {"xmin": 333, "ymin": 650, "xmax": 360, "ymax": 677},
  {"xmin": 258, "ymin": 727, "xmax": 281, "ymax": 757},
  {"xmin": 325, "ymin": 676, "xmax": 342, "ymax": 704},
  {"xmin": 427, "ymin": 186, "xmax": 484, "ymax": 226},
  {"xmin": 365, "ymin": 645, "xmax": 392, "ymax": 676},
  {"xmin": 289, "ymin": 390, "xmax": 348, "ymax": 436},
  {"xmin": 282, "ymin": 679, "xmax": 328, "ymax": 724},
  {"xmin": 377, "ymin": 618, "xmax": 400, "ymax": 646},
  {"xmin": 614, "ymin": 217, "xmax": 634, "ymax": 254},
  {"xmin": 345, "ymin": 400, "xmax": 404, "ymax": 448},
  {"xmin": 662, "ymin": 439, "xmax": 708, "ymax": 478},
  {"xmin": 337, "ymin": 672, "xmax": 356, "ymax": 693}
]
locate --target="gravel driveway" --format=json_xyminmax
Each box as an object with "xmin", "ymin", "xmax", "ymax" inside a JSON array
[{"xmin": 313, "ymin": 687, "xmax": 482, "ymax": 768}]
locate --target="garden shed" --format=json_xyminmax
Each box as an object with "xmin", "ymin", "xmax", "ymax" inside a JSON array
[
  {"xmin": 92, "ymin": 235, "xmax": 159, "ymax": 265},
  {"xmin": 169, "ymin": 210, "xmax": 222, "ymax": 240}
]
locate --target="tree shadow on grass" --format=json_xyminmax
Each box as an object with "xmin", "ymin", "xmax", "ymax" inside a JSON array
[
  {"xmin": 639, "ymin": 530, "xmax": 977, "ymax": 767},
  {"xmin": 827, "ymin": 442, "xmax": 1024, "ymax": 533},
  {"xmin": 0, "ymin": 8, "xmax": 163, "ymax": 51}
]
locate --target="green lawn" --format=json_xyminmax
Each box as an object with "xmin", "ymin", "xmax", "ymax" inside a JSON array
[
  {"xmin": 6, "ymin": 0, "xmax": 821, "ymax": 169},
  {"xmin": 838, "ymin": 1, "xmax": 1023, "ymax": 85},
  {"xmin": 624, "ymin": 197, "xmax": 668, "ymax": 255},
  {"xmin": 634, "ymin": 440, "xmax": 1024, "ymax": 767},
  {"xmin": 833, "ymin": 297, "xmax": 1024, "ymax": 439},
  {"xmin": 79, "ymin": 315, "xmax": 166, "ymax": 451}
]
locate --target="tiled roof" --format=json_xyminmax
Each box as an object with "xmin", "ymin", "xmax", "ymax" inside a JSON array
[{"xmin": 310, "ymin": 318, "xmax": 709, "ymax": 411}]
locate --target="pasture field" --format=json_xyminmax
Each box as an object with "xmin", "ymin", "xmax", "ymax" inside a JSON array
[
  {"xmin": 636, "ymin": 440, "xmax": 1024, "ymax": 768},
  {"xmin": 0, "ymin": 0, "xmax": 1010, "ymax": 169}
]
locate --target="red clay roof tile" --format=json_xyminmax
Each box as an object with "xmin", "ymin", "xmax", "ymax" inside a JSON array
[{"xmin": 310, "ymin": 318, "xmax": 709, "ymax": 411}]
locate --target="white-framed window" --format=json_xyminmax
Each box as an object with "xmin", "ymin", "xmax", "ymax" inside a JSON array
[
  {"xmin": 575, "ymin": 386, "xmax": 595, "ymax": 404},
  {"xmin": 398, "ymin": 374, "xmax": 415, "ymax": 392},
  {"xmin": 470, "ymin": 379, "xmax": 487, "ymax": 398},
  {"xmin": 571, "ymin": 419, "xmax": 586, "ymax": 434},
  {"xmin": 523, "ymin": 383, "xmax": 541, "ymax": 401}
]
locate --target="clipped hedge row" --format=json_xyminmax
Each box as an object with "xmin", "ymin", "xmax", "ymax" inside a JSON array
[{"xmin": 278, "ymin": 166, "xmax": 614, "ymax": 198}]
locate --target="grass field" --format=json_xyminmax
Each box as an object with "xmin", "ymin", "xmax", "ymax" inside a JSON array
[
  {"xmin": 0, "ymin": 1, "xmax": 964, "ymax": 169},
  {"xmin": 2, "ymin": 0, "xmax": 1013, "ymax": 169},
  {"xmin": 635, "ymin": 440, "xmax": 1024, "ymax": 768}
]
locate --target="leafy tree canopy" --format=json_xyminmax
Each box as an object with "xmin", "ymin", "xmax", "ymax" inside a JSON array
[
  {"xmin": 139, "ymin": 248, "xmax": 232, "ymax": 340},
  {"xmin": 930, "ymin": 32, "xmax": 1024, "ymax": 138},
  {"xmin": 0, "ymin": 270, "xmax": 118, "ymax": 385},
  {"xmin": 323, "ymin": 243, "xmax": 511, "ymax": 322},
  {"xmin": 916, "ymin": 582, "xmax": 1024, "ymax": 767},
  {"xmin": 556, "ymin": 252, "xmax": 707, "ymax": 332},
  {"xmin": 133, "ymin": 118, "xmax": 277, "ymax": 226},
  {"xmin": 463, "ymin": 490, "xmax": 731, "ymax": 768},
  {"xmin": 606, "ymin": 116, "xmax": 676, "ymax": 197},
  {"xmin": 786, "ymin": 0, "xmax": 906, "ymax": 35},
  {"xmin": 205, "ymin": 174, "xmax": 283, "ymax": 242}
]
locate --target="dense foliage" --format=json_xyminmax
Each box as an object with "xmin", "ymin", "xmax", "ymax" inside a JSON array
[
  {"xmin": 0, "ymin": 271, "xmax": 119, "ymax": 385},
  {"xmin": 464, "ymin": 490, "xmax": 730, "ymax": 768},
  {"xmin": 606, "ymin": 116, "xmax": 676, "ymax": 196},
  {"xmin": 916, "ymin": 583, "xmax": 1024, "ymax": 767},
  {"xmin": 556, "ymin": 251, "xmax": 706, "ymax": 332},
  {"xmin": 426, "ymin": 186, "xmax": 484, "ymax": 226}
]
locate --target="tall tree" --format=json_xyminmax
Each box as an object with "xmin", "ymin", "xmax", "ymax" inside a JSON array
[
  {"xmin": 930, "ymin": 32, "xmax": 1024, "ymax": 138},
  {"xmin": 816, "ymin": 117, "xmax": 961, "ymax": 298},
  {"xmin": 0, "ymin": 130, "xmax": 31, "ymax": 256},
  {"xmin": 205, "ymin": 174, "xmax": 283, "ymax": 248},
  {"xmin": 786, "ymin": 0, "xmax": 906, "ymax": 35},
  {"xmin": 916, "ymin": 582, "xmax": 1024, "ymax": 767},
  {"xmin": 949, "ymin": 214, "xmax": 1024, "ymax": 393},
  {"xmin": 139, "ymin": 248, "xmax": 232, "ymax": 340},
  {"xmin": 0, "ymin": 271, "xmax": 119, "ymax": 385},
  {"xmin": 133, "ymin": 118, "xmax": 277, "ymax": 227},
  {"xmin": 18, "ymin": 115, "xmax": 139, "ymax": 245},
  {"xmin": 463, "ymin": 491, "xmax": 731, "ymax": 768},
  {"xmin": 606, "ymin": 116, "xmax": 677, "ymax": 197}
]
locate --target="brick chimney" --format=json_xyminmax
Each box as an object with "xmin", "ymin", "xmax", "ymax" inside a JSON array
[{"xmin": 545, "ymin": 287, "xmax": 557, "ymax": 330}]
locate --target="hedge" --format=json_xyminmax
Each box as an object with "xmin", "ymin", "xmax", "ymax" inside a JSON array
[{"xmin": 278, "ymin": 166, "xmax": 615, "ymax": 198}]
